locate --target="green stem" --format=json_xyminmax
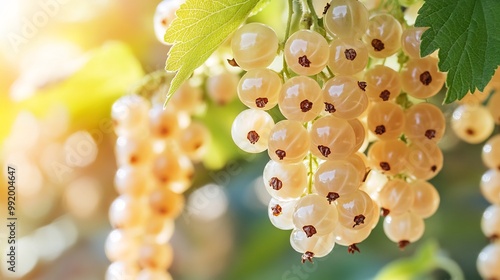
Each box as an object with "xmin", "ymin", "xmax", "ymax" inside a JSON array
[
  {"xmin": 307, "ymin": 152, "xmax": 314, "ymax": 194},
  {"xmin": 326, "ymin": 66, "xmax": 334, "ymax": 78},
  {"xmin": 285, "ymin": 0, "xmax": 294, "ymax": 45},
  {"xmin": 306, "ymin": 0, "xmax": 326, "ymax": 36},
  {"xmin": 434, "ymin": 256, "xmax": 465, "ymax": 280},
  {"xmin": 318, "ymin": 71, "xmax": 329, "ymax": 84},
  {"xmin": 282, "ymin": 0, "xmax": 294, "ymax": 79}
]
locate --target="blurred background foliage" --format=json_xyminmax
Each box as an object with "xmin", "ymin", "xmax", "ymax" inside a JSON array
[{"xmin": 0, "ymin": 0, "xmax": 493, "ymax": 279}]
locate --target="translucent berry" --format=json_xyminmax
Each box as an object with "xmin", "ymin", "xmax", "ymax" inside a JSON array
[
  {"xmin": 231, "ymin": 109, "xmax": 275, "ymax": 153},
  {"xmin": 400, "ymin": 57, "xmax": 446, "ymax": 99},
  {"xmin": 363, "ymin": 14, "xmax": 403, "ymax": 58},
  {"xmin": 263, "ymin": 160, "xmax": 308, "ymax": 200},
  {"xmin": 149, "ymin": 105, "xmax": 180, "ymax": 139},
  {"xmin": 279, "ymin": 76, "xmax": 323, "ymax": 122},
  {"xmin": 480, "ymin": 169, "xmax": 500, "ymax": 205},
  {"xmin": 367, "ymin": 139, "xmax": 408, "ymax": 176},
  {"xmin": 378, "ymin": 179, "xmax": 414, "ymax": 216},
  {"xmin": 367, "ymin": 102, "xmax": 405, "ymax": 140},
  {"xmin": 364, "ymin": 65, "xmax": 401, "ymax": 102},
  {"xmin": 335, "ymin": 190, "xmax": 375, "ymax": 230},
  {"xmin": 481, "ymin": 204, "xmax": 500, "ymax": 241},
  {"xmin": 324, "ymin": 0, "xmax": 369, "ymax": 39},
  {"xmin": 290, "ymin": 229, "xmax": 336, "ymax": 261},
  {"xmin": 322, "ymin": 76, "xmax": 369, "ymax": 119},
  {"xmin": 406, "ymin": 142, "xmax": 443, "ymax": 180},
  {"xmin": 328, "ymin": 37, "xmax": 369, "ymax": 75},
  {"xmin": 237, "ymin": 68, "xmax": 282, "ymax": 110},
  {"xmin": 178, "ymin": 121, "xmax": 210, "ymax": 162},
  {"xmin": 401, "ymin": 27, "xmax": 427, "ymax": 58},
  {"xmin": 410, "ymin": 180, "xmax": 440, "ymax": 219},
  {"xmin": 383, "ymin": 211, "xmax": 425, "ymax": 249},
  {"xmin": 309, "ymin": 115, "xmax": 356, "ymax": 160},
  {"xmin": 268, "ymin": 120, "xmax": 310, "ymax": 163},
  {"xmin": 477, "ymin": 243, "xmax": 500, "ymax": 279},
  {"xmin": 207, "ymin": 71, "xmax": 239, "ymax": 105},
  {"xmin": 268, "ymin": 198, "xmax": 298, "ymax": 230},
  {"xmin": 231, "ymin": 23, "xmax": 279, "ymax": 70},
  {"xmin": 482, "ymin": 134, "xmax": 500, "ymax": 170},
  {"xmin": 404, "ymin": 102, "xmax": 446, "ymax": 144},
  {"xmin": 451, "ymin": 104, "xmax": 495, "ymax": 144},
  {"xmin": 293, "ymin": 194, "xmax": 339, "ymax": 236},
  {"xmin": 314, "ymin": 160, "xmax": 361, "ymax": 202},
  {"xmin": 284, "ymin": 30, "xmax": 329, "ymax": 76}
]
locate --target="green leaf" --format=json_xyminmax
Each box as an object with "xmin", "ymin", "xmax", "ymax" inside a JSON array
[
  {"xmin": 374, "ymin": 240, "xmax": 437, "ymax": 280},
  {"xmin": 249, "ymin": 0, "xmax": 271, "ymax": 16},
  {"xmin": 164, "ymin": 0, "xmax": 263, "ymax": 106},
  {"xmin": 374, "ymin": 240, "xmax": 464, "ymax": 280},
  {"xmin": 415, "ymin": 0, "xmax": 500, "ymax": 103}
]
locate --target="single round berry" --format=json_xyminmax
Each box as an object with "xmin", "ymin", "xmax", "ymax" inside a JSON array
[
  {"xmin": 290, "ymin": 229, "xmax": 336, "ymax": 260},
  {"xmin": 279, "ymin": 76, "xmax": 323, "ymax": 122},
  {"xmin": 451, "ymin": 104, "xmax": 495, "ymax": 144},
  {"xmin": 263, "ymin": 160, "xmax": 308, "ymax": 200},
  {"xmin": 405, "ymin": 141, "xmax": 443, "ymax": 180},
  {"xmin": 401, "ymin": 57, "xmax": 446, "ymax": 99},
  {"xmin": 237, "ymin": 68, "xmax": 282, "ymax": 110},
  {"xmin": 268, "ymin": 198, "xmax": 298, "ymax": 230},
  {"xmin": 112, "ymin": 94, "xmax": 150, "ymax": 137},
  {"xmin": 328, "ymin": 37, "xmax": 369, "ymax": 75},
  {"xmin": 285, "ymin": 30, "xmax": 329, "ymax": 76},
  {"xmin": 314, "ymin": 160, "xmax": 361, "ymax": 202},
  {"xmin": 149, "ymin": 105, "xmax": 180, "ymax": 139},
  {"xmin": 410, "ymin": 180, "xmax": 440, "ymax": 219},
  {"xmin": 335, "ymin": 190, "xmax": 375, "ymax": 230},
  {"xmin": 383, "ymin": 211, "xmax": 425, "ymax": 249},
  {"xmin": 367, "ymin": 139, "xmax": 408, "ymax": 176},
  {"xmin": 153, "ymin": 0, "xmax": 182, "ymax": 45},
  {"xmin": 378, "ymin": 179, "xmax": 414, "ymax": 216},
  {"xmin": 363, "ymin": 14, "xmax": 403, "ymax": 58},
  {"xmin": 477, "ymin": 243, "xmax": 500, "ymax": 279},
  {"xmin": 364, "ymin": 65, "xmax": 402, "ymax": 102},
  {"xmin": 481, "ymin": 204, "xmax": 500, "ymax": 241},
  {"xmin": 309, "ymin": 115, "xmax": 356, "ymax": 160},
  {"xmin": 480, "ymin": 169, "xmax": 500, "ymax": 205},
  {"xmin": 178, "ymin": 121, "xmax": 210, "ymax": 162},
  {"xmin": 231, "ymin": 109, "xmax": 275, "ymax": 153},
  {"xmin": 322, "ymin": 76, "xmax": 369, "ymax": 119},
  {"xmin": 367, "ymin": 102, "xmax": 405, "ymax": 140},
  {"xmin": 231, "ymin": 23, "xmax": 279, "ymax": 70},
  {"xmin": 324, "ymin": 0, "xmax": 369, "ymax": 39},
  {"xmin": 206, "ymin": 71, "xmax": 239, "ymax": 105},
  {"xmin": 268, "ymin": 120, "xmax": 310, "ymax": 163},
  {"xmin": 404, "ymin": 102, "xmax": 446, "ymax": 144},
  {"xmin": 293, "ymin": 194, "xmax": 339, "ymax": 236},
  {"xmin": 482, "ymin": 134, "xmax": 500, "ymax": 170},
  {"xmin": 401, "ymin": 27, "xmax": 427, "ymax": 58}
]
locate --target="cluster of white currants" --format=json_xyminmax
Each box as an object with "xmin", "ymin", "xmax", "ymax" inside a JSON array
[
  {"xmin": 230, "ymin": 0, "xmax": 446, "ymax": 262},
  {"xmin": 106, "ymin": 80, "xmax": 209, "ymax": 280},
  {"xmin": 478, "ymin": 130, "xmax": 500, "ymax": 279},
  {"xmin": 466, "ymin": 71, "xmax": 500, "ymax": 279}
]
